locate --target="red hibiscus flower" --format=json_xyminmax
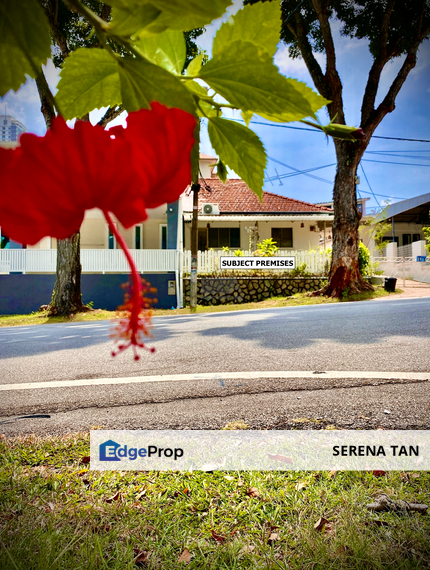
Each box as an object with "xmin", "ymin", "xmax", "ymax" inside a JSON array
[
  {"xmin": 0, "ymin": 103, "xmax": 195, "ymax": 245},
  {"xmin": 0, "ymin": 103, "xmax": 196, "ymax": 358}
]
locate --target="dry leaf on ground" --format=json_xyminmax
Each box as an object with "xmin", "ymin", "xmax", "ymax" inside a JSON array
[
  {"xmin": 246, "ymin": 487, "xmax": 260, "ymax": 498},
  {"xmin": 371, "ymin": 470, "xmax": 387, "ymax": 477},
  {"xmin": 211, "ymin": 530, "xmax": 227, "ymax": 543},
  {"xmin": 314, "ymin": 517, "xmax": 333, "ymax": 533},
  {"xmin": 266, "ymin": 453, "xmax": 293, "ymax": 464},
  {"xmin": 81, "ymin": 456, "xmax": 90, "ymax": 464},
  {"xmin": 295, "ymin": 481, "xmax": 307, "ymax": 491},
  {"xmin": 178, "ymin": 548, "xmax": 191, "ymax": 563},
  {"xmin": 133, "ymin": 549, "xmax": 150, "ymax": 567},
  {"xmin": 267, "ymin": 532, "xmax": 279, "ymax": 545},
  {"xmin": 336, "ymin": 545, "xmax": 352, "ymax": 556},
  {"xmin": 105, "ymin": 491, "xmax": 121, "ymax": 503}
]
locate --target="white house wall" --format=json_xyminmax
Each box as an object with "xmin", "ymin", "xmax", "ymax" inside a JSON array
[{"xmin": 184, "ymin": 220, "xmax": 321, "ymax": 251}]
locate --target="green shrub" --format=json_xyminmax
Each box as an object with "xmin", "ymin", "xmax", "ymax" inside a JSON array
[
  {"xmin": 358, "ymin": 241, "xmax": 371, "ymax": 276},
  {"xmin": 254, "ymin": 238, "xmax": 278, "ymax": 257},
  {"xmin": 291, "ymin": 262, "xmax": 311, "ymax": 277}
]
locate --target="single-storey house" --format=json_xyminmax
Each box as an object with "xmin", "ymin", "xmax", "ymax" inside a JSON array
[
  {"xmin": 1, "ymin": 152, "xmax": 334, "ymax": 254},
  {"xmin": 373, "ymin": 192, "xmax": 430, "ymax": 247},
  {"xmin": 182, "ymin": 154, "xmax": 334, "ymax": 252}
]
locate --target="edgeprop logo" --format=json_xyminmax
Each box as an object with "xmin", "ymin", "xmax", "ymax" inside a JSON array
[{"xmin": 99, "ymin": 439, "xmax": 184, "ymax": 461}]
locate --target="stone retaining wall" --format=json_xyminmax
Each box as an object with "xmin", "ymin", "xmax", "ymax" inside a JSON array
[{"xmin": 183, "ymin": 277, "xmax": 327, "ymax": 306}]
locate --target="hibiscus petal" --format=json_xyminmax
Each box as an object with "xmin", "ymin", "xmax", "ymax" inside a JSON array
[{"xmin": 0, "ymin": 104, "xmax": 196, "ymax": 244}]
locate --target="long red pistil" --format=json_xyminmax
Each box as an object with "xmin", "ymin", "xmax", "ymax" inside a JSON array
[{"xmin": 103, "ymin": 210, "xmax": 155, "ymax": 360}]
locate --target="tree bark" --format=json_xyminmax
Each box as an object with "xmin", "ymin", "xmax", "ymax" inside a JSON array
[
  {"xmin": 50, "ymin": 233, "xmax": 87, "ymax": 315},
  {"xmin": 313, "ymin": 140, "xmax": 372, "ymax": 297},
  {"xmin": 283, "ymin": 0, "xmax": 430, "ymax": 297}
]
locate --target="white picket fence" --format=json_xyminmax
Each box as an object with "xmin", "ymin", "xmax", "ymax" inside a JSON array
[
  {"xmin": 0, "ymin": 249, "xmax": 180, "ymax": 274},
  {"xmin": 182, "ymin": 249, "xmax": 330, "ymax": 274},
  {"xmin": 0, "ymin": 248, "xmax": 331, "ymax": 275}
]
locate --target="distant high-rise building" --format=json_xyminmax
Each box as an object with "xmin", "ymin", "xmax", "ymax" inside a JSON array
[{"xmin": 1, "ymin": 114, "xmax": 26, "ymax": 142}]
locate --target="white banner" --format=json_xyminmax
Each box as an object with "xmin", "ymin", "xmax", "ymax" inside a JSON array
[
  {"xmin": 90, "ymin": 430, "xmax": 429, "ymax": 471},
  {"xmin": 219, "ymin": 257, "xmax": 295, "ymax": 270}
]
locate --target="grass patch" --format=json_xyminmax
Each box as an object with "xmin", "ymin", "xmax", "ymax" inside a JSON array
[
  {"xmin": 0, "ymin": 287, "xmax": 402, "ymax": 328},
  {"xmin": 0, "ymin": 433, "xmax": 429, "ymax": 569}
]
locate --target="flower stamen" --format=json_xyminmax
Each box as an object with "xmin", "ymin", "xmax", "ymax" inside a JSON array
[{"xmin": 103, "ymin": 210, "xmax": 157, "ymax": 359}]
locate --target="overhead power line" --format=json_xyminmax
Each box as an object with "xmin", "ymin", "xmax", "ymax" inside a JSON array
[
  {"xmin": 267, "ymin": 156, "xmax": 335, "ymax": 184},
  {"xmin": 360, "ymin": 163, "xmax": 381, "ymax": 209},
  {"xmin": 362, "ymin": 159, "xmax": 430, "ymax": 167},
  {"xmin": 232, "ymin": 118, "xmax": 430, "ymax": 143}
]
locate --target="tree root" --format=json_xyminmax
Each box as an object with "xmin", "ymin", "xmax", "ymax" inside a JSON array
[
  {"xmin": 47, "ymin": 302, "xmax": 91, "ymax": 317},
  {"xmin": 366, "ymin": 494, "xmax": 428, "ymax": 514},
  {"xmin": 310, "ymin": 265, "xmax": 374, "ymax": 298}
]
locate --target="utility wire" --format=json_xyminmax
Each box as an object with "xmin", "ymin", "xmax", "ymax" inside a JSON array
[
  {"xmin": 231, "ymin": 118, "xmax": 430, "ymax": 143},
  {"xmin": 265, "ymin": 161, "xmax": 336, "ymax": 183},
  {"xmin": 266, "ymin": 156, "xmax": 406, "ymax": 201},
  {"xmin": 267, "ymin": 155, "xmax": 335, "ymax": 184},
  {"xmin": 362, "ymin": 158, "xmax": 430, "ymax": 167},
  {"xmin": 360, "ymin": 163, "xmax": 381, "ymax": 209},
  {"xmin": 357, "ymin": 189, "xmax": 406, "ymax": 200}
]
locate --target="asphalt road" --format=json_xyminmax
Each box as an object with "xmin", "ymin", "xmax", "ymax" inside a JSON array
[{"xmin": 1, "ymin": 297, "xmax": 429, "ymax": 434}]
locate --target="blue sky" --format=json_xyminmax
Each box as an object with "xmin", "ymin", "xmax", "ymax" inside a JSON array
[{"xmin": 2, "ymin": 0, "xmax": 429, "ymax": 214}]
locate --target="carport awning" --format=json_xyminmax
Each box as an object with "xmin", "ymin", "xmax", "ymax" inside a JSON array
[{"xmin": 183, "ymin": 214, "xmax": 334, "ymax": 222}]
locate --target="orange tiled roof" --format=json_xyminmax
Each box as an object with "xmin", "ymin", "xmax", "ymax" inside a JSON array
[{"xmin": 196, "ymin": 178, "xmax": 333, "ymax": 213}]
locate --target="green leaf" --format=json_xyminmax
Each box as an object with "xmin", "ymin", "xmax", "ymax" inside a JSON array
[
  {"xmin": 133, "ymin": 30, "xmax": 186, "ymax": 75},
  {"xmin": 110, "ymin": 0, "xmax": 233, "ymax": 37},
  {"xmin": 213, "ymin": 1, "xmax": 281, "ymax": 57},
  {"xmin": 241, "ymin": 110, "xmax": 253, "ymax": 127},
  {"xmin": 109, "ymin": 2, "xmax": 161, "ymax": 36},
  {"xmin": 0, "ymin": 0, "xmax": 51, "ymax": 96},
  {"xmin": 56, "ymin": 49, "xmax": 121, "ymax": 120},
  {"xmin": 186, "ymin": 54, "xmax": 203, "ymax": 76},
  {"xmin": 200, "ymin": 41, "xmax": 329, "ymax": 122},
  {"xmin": 213, "ymin": 159, "xmax": 228, "ymax": 183},
  {"xmin": 118, "ymin": 56, "xmax": 195, "ymax": 114},
  {"xmin": 184, "ymin": 81, "xmax": 218, "ymax": 118},
  {"xmin": 208, "ymin": 118, "xmax": 266, "ymax": 199}
]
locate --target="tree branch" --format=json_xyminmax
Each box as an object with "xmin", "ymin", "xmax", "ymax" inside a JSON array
[
  {"xmin": 97, "ymin": 106, "xmax": 124, "ymax": 127},
  {"xmin": 360, "ymin": 0, "xmax": 396, "ymax": 126},
  {"xmin": 286, "ymin": 15, "xmax": 331, "ymax": 101},
  {"xmin": 100, "ymin": 4, "xmax": 111, "ymax": 22},
  {"xmin": 35, "ymin": 71, "xmax": 56, "ymax": 129},
  {"xmin": 311, "ymin": 0, "xmax": 345, "ymax": 123},
  {"xmin": 43, "ymin": 0, "xmax": 69, "ymax": 58},
  {"xmin": 363, "ymin": 19, "xmax": 430, "ymax": 136}
]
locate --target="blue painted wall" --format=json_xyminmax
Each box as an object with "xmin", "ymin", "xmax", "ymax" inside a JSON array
[
  {"xmin": 166, "ymin": 201, "xmax": 178, "ymax": 249},
  {"xmin": 0, "ymin": 273, "xmax": 177, "ymax": 315}
]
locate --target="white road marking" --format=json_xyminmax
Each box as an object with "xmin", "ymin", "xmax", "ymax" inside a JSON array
[
  {"xmin": 59, "ymin": 335, "xmax": 78, "ymax": 339},
  {"xmin": 0, "ymin": 371, "xmax": 428, "ymax": 391}
]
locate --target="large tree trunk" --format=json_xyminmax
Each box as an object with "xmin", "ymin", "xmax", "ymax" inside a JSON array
[
  {"xmin": 314, "ymin": 140, "xmax": 373, "ymax": 298},
  {"xmin": 49, "ymin": 233, "xmax": 88, "ymax": 315}
]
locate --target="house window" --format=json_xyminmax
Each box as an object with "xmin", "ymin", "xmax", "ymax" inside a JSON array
[
  {"xmin": 208, "ymin": 227, "xmax": 240, "ymax": 248},
  {"xmin": 160, "ymin": 224, "xmax": 167, "ymax": 249},
  {"xmin": 108, "ymin": 228, "xmax": 116, "ymax": 249},
  {"xmin": 272, "ymin": 227, "xmax": 293, "ymax": 248},
  {"xmin": 198, "ymin": 228, "xmax": 207, "ymax": 251},
  {"xmin": 1, "ymin": 235, "xmax": 10, "ymax": 249},
  {"xmin": 402, "ymin": 234, "xmax": 411, "ymax": 246},
  {"xmin": 382, "ymin": 236, "xmax": 399, "ymax": 245},
  {"xmin": 135, "ymin": 225, "xmax": 142, "ymax": 249},
  {"xmin": 413, "ymin": 234, "xmax": 421, "ymax": 242}
]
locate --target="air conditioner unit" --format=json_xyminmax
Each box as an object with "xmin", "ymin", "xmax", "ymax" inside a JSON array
[{"xmin": 202, "ymin": 203, "xmax": 220, "ymax": 215}]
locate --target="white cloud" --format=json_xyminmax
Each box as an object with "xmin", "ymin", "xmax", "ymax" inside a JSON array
[{"xmin": 275, "ymin": 45, "xmax": 325, "ymax": 86}]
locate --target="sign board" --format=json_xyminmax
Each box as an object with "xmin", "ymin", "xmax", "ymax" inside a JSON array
[
  {"xmin": 417, "ymin": 256, "xmax": 427, "ymax": 262},
  {"xmin": 220, "ymin": 256, "xmax": 295, "ymax": 270}
]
